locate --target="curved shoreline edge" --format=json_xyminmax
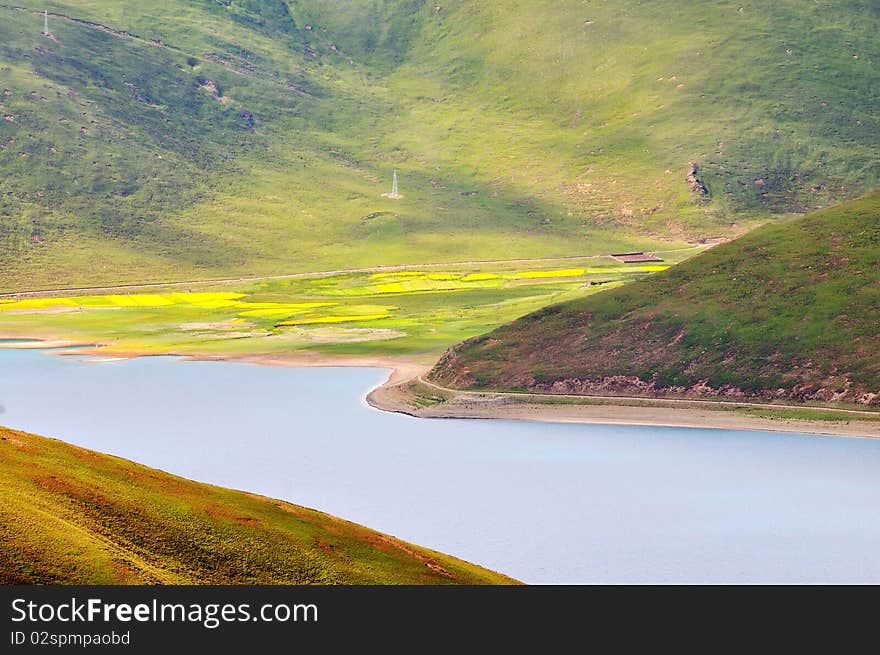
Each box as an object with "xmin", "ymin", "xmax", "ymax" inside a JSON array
[
  {"xmin": 365, "ymin": 368, "xmax": 880, "ymax": 440},
  {"xmin": 4, "ymin": 335, "xmax": 879, "ymax": 439}
]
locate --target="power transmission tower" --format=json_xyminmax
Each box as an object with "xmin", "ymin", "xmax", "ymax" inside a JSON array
[{"xmin": 382, "ymin": 170, "xmax": 403, "ymax": 199}]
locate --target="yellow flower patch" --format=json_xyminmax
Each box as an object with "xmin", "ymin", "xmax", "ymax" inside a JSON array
[
  {"xmin": 278, "ymin": 313, "xmax": 393, "ymax": 325},
  {"xmin": 511, "ymin": 269, "xmax": 585, "ymax": 279}
]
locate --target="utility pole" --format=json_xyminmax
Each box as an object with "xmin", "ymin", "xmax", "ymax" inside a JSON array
[{"xmin": 43, "ymin": 10, "xmax": 49, "ymax": 36}]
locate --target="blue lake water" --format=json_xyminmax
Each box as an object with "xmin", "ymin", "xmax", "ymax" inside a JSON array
[{"xmin": 2, "ymin": 347, "xmax": 880, "ymax": 583}]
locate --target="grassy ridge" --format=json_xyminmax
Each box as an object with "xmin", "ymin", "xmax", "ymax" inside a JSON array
[
  {"xmin": 1, "ymin": 1, "xmax": 878, "ymax": 290},
  {"xmin": 0, "ymin": 425, "xmax": 515, "ymax": 584},
  {"xmin": 430, "ymin": 191, "xmax": 880, "ymax": 406}
]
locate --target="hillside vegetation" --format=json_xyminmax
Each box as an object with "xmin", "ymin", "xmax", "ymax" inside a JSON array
[
  {"xmin": 0, "ymin": 425, "xmax": 515, "ymax": 584},
  {"xmin": 430, "ymin": 192, "xmax": 880, "ymax": 406},
  {"xmin": 1, "ymin": 1, "xmax": 878, "ymax": 290}
]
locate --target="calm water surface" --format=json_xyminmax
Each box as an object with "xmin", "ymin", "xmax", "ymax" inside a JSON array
[{"xmin": 2, "ymin": 347, "xmax": 880, "ymax": 583}]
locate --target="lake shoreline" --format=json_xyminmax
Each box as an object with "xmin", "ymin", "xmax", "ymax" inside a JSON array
[
  {"xmin": 365, "ymin": 370, "xmax": 880, "ymax": 440},
  {"xmin": 6, "ymin": 334, "xmax": 879, "ymax": 439},
  {"xmin": 10, "ymin": 341, "xmax": 880, "ymax": 583}
]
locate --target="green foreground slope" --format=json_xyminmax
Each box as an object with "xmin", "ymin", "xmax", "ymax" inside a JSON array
[
  {"xmin": 1, "ymin": 1, "xmax": 879, "ymax": 290},
  {"xmin": 430, "ymin": 192, "xmax": 880, "ymax": 406},
  {"xmin": 0, "ymin": 426, "xmax": 515, "ymax": 584}
]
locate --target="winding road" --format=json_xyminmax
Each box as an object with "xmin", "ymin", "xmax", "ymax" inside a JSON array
[{"xmin": 412, "ymin": 375, "xmax": 880, "ymax": 419}]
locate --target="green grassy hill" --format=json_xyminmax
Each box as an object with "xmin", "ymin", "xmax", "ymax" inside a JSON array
[
  {"xmin": 0, "ymin": 425, "xmax": 515, "ymax": 584},
  {"xmin": 1, "ymin": 1, "xmax": 878, "ymax": 291},
  {"xmin": 430, "ymin": 191, "xmax": 880, "ymax": 406}
]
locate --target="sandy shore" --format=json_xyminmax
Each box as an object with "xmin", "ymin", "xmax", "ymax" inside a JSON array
[
  {"xmin": 0, "ymin": 333, "xmax": 430, "ymax": 384},
  {"xmin": 180, "ymin": 351, "xmax": 431, "ymax": 386},
  {"xmin": 0, "ymin": 337, "xmax": 91, "ymax": 349},
  {"xmin": 5, "ymin": 335, "xmax": 879, "ymax": 438},
  {"xmin": 366, "ymin": 370, "xmax": 880, "ymax": 439}
]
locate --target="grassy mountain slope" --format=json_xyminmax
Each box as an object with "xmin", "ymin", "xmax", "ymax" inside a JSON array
[
  {"xmin": 1, "ymin": 1, "xmax": 879, "ymax": 291},
  {"xmin": 430, "ymin": 191, "xmax": 880, "ymax": 406},
  {"xmin": 0, "ymin": 425, "xmax": 515, "ymax": 584}
]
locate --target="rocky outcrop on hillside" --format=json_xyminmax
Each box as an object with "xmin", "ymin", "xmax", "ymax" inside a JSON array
[{"xmin": 686, "ymin": 161, "xmax": 709, "ymax": 197}]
